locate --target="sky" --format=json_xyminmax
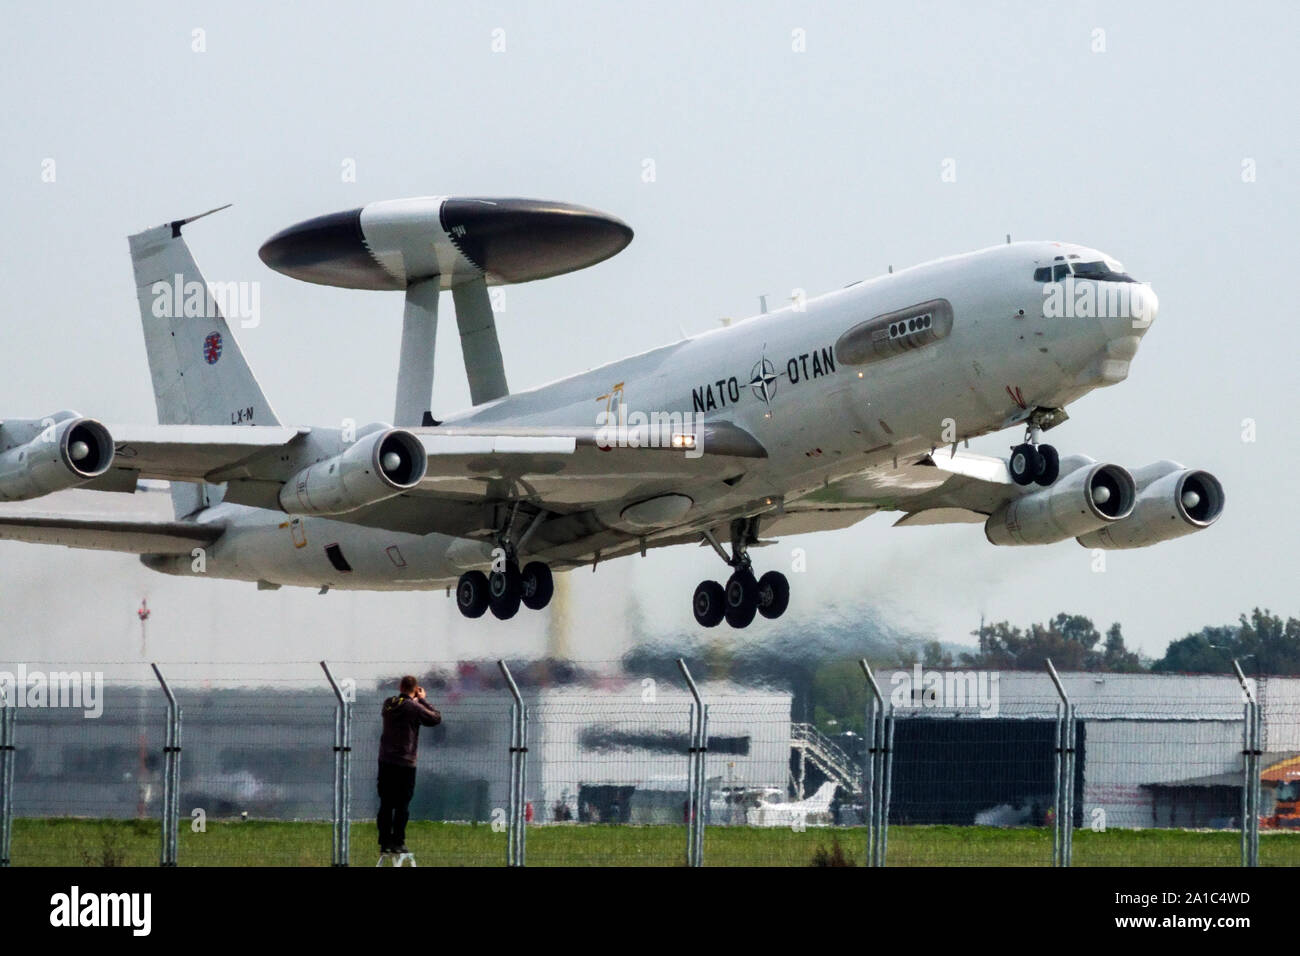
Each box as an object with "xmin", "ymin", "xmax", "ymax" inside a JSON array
[{"xmin": 0, "ymin": 0, "xmax": 1296, "ymax": 675}]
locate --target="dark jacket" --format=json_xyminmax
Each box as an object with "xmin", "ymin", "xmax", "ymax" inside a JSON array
[{"xmin": 379, "ymin": 694, "xmax": 442, "ymax": 767}]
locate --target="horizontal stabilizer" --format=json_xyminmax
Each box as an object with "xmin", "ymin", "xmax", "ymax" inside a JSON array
[{"xmin": 0, "ymin": 514, "xmax": 219, "ymax": 554}]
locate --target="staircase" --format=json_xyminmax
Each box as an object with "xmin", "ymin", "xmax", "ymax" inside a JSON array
[{"xmin": 791, "ymin": 722, "xmax": 863, "ymax": 798}]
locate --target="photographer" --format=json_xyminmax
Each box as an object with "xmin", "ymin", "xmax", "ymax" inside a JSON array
[{"xmin": 377, "ymin": 675, "xmax": 441, "ymax": 855}]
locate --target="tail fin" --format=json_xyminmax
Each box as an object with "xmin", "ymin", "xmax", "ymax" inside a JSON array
[{"xmin": 128, "ymin": 206, "xmax": 280, "ymax": 516}]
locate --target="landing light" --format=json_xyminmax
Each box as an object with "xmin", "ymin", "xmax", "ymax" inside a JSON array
[{"xmin": 671, "ymin": 433, "xmax": 696, "ymax": 450}]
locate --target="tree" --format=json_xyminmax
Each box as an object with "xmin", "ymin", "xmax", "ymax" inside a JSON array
[
  {"xmin": 923, "ymin": 640, "xmax": 953, "ymax": 668},
  {"xmin": 811, "ymin": 660, "xmax": 868, "ymax": 735},
  {"xmin": 1102, "ymin": 623, "xmax": 1143, "ymax": 672},
  {"xmin": 961, "ymin": 613, "xmax": 1142, "ymax": 671},
  {"xmin": 1152, "ymin": 609, "xmax": 1300, "ymax": 675}
]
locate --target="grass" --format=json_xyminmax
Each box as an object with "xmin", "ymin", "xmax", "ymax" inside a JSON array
[{"xmin": 10, "ymin": 818, "xmax": 1300, "ymax": 866}]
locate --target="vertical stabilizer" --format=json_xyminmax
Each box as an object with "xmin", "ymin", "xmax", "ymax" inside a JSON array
[{"xmin": 128, "ymin": 208, "xmax": 280, "ymax": 515}]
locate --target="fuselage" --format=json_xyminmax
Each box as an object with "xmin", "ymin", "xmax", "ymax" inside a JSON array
[{"xmin": 146, "ymin": 240, "xmax": 1157, "ymax": 590}]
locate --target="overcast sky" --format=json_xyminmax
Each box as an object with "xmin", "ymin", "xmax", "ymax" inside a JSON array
[{"xmin": 1, "ymin": 1, "xmax": 1295, "ymax": 675}]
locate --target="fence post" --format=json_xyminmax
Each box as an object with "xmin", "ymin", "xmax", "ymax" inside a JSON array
[
  {"xmin": 1045, "ymin": 659, "xmax": 1073, "ymax": 867},
  {"xmin": 677, "ymin": 658, "xmax": 705, "ymax": 867},
  {"xmin": 498, "ymin": 660, "xmax": 527, "ymax": 867},
  {"xmin": 1233, "ymin": 661, "xmax": 1259, "ymax": 867},
  {"xmin": 881, "ymin": 707, "xmax": 895, "ymax": 865},
  {"xmin": 1065, "ymin": 701, "xmax": 1076, "ymax": 864},
  {"xmin": 858, "ymin": 659, "xmax": 886, "ymax": 867},
  {"xmin": 151, "ymin": 664, "xmax": 181, "ymax": 867},
  {"xmin": 321, "ymin": 662, "xmax": 352, "ymax": 866},
  {"xmin": 0, "ymin": 684, "xmax": 13, "ymax": 867}
]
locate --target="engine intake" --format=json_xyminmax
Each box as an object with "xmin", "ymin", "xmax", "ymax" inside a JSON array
[
  {"xmin": 0, "ymin": 417, "xmax": 115, "ymax": 501},
  {"xmin": 279, "ymin": 428, "xmax": 427, "ymax": 516},
  {"xmin": 1076, "ymin": 467, "xmax": 1224, "ymax": 550},
  {"xmin": 985, "ymin": 462, "xmax": 1136, "ymax": 546}
]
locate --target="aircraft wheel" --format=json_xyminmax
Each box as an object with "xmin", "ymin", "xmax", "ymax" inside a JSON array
[
  {"xmin": 1034, "ymin": 444, "xmax": 1060, "ymax": 486},
  {"xmin": 757, "ymin": 570, "xmax": 790, "ymax": 620},
  {"xmin": 520, "ymin": 561, "xmax": 554, "ymax": 610},
  {"xmin": 489, "ymin": 561, "xmax": 522, "ymax": 620},
  {"xmin": 1009, "ymin": 443, "xmax": 1044, "ymax": 486},
  {"xmin": 693, "ymin": 580, "xmax": 726, "ymax": 628},
  {"xmin": 456, "ymin": 570, "xmax": 490, "ymax": 619},
  {"xmin": 724, "ymin": 570, "xmax": 759, "ymax": 629}
]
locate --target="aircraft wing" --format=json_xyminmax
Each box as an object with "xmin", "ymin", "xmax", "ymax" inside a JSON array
[
  {"xmin": 96, "ymin": 421, "xmax": 759, "ymax": 491},
  {"xmin": 768, "ymin": 447, "xmax": 1009, "ymax": 536},
  {"xmin": 107, "ymin": 425, "xmax": 306, "ymax": 482},
  {"xmin": 30, "ymin": 419, "xmax": 769, "ymax": 543},
  {"xmin": 0, "ymin": 513, "xmax": 219, "ymax": 554},
  {"xmin": 408, "ymin": 421, "xmax": 765, "ymax": 501}
]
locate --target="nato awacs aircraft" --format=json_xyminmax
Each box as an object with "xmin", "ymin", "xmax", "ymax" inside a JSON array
[{"xmin": 0, "ymin": 197, "xmax": 1224, "ymax": 628}]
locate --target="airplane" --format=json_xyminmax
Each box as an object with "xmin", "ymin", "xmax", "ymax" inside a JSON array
[
  {"xmin": 749, "ymin": 781, "xmax": 840, "ymax": 827},
  {"xmin": 0, "ymin": 196, "xmax": 1224, "ymax": 628}
]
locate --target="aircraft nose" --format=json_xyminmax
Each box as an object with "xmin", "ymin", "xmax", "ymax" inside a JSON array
[{"xmin": 1131, "ymin": 284, "xmax": 1158, "ymax": 333}]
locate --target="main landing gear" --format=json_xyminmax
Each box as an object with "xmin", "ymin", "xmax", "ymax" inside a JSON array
[
  {"xmin": 456, "ymin": 508, "xmax": 556, "ymax": 621},
  {"xmin": 1008, "ymin": 421, "xmax": 1060, "ymax": 488},
  {"xmin": 456, "ymin": 559, "xmax": 554, "ymax": 620},
  {"xmin": 692, "ymin": 518, "xmax": 789, "ymax": 629}
]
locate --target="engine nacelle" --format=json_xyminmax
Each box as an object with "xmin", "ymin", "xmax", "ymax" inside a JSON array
[
  {"xmin": 1076, "ymin": 465, "xmax": 1224, "ymax": 550},
  {"xmin": 0, "ymin": 416, "xmax": 115, "ymax": 502},
  {"xmin": 278, "ymin": 428, "xmax": 427, "ymax": 516},
  {"xmin": 985, "ymin": 462, "xmax": 1136, "ymax": 546}
]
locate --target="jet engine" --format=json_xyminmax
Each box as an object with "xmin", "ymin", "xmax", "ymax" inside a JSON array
[
  {"xmin": 985, "ymin": 461, "xmax": 1136, "ymax": 546},
  {"xmin": 278, "ymin": 428, "xmax": 427, "ymax": 516},
  {"xmin": 0, "ymin": 416, "xmax": 115, "ymax": 501},
  {"xmin": 1076, "ymin": 462, "xmax": 1224, "ymax": 549}
]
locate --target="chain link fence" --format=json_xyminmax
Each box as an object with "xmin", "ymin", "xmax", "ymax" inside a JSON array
[{"xmin": 1, "ymin": 660, "xmax": 1297, "ymax": 866}]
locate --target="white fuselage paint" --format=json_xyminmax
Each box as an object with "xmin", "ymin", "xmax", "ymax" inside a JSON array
[{"xmin": 146, "ymin": 241, "xmax": 1155, "ymax": 590}]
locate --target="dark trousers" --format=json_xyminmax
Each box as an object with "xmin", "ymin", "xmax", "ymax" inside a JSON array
[{"xmin": 377, "ymin": 761, "xmax": 417, "ymax": 849}]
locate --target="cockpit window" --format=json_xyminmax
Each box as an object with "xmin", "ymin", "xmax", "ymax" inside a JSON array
[
  {"xmin": 1035, "ymin": 259, "xmax": 1136, "ymax": 283},
  {"xmin": 1034, "ymin": 264, "xmax": 1072, "ymax": 282},
  {"xmin": 1071, "ymin": 260, "xmax": 1137, "ymax": 282}
]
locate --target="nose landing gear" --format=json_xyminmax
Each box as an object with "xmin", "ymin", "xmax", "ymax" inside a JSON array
[
  {"xmin": 1009, "ymin": 421, "xmax": 1060, "ymax": 487},
  {"xmin": 692, "ymin": 518, "xmax": 789, "ymax": 629}
]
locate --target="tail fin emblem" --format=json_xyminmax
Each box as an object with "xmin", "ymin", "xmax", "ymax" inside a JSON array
[{"xmin": 203, "ymin": 331, "xmax": 223, "ymax": 365}]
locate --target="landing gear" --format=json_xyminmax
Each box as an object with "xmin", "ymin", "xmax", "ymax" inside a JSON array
[
  {"xmin": 724, "ymin": 570, "xmax": 759, "ymax": 628},
  {"xmin": 1009, "ymin": 421, "xmax": 1060, "ymax": 487},
  {"xmin": 757, "ymin": 570, "xmax": 790, "ymax": 619},
  {"xmin": 693, "ymin": 580, "xmax": 726, "ymax": 628},
  {"xmin": 1036, "ymin": 443, "xmax": 1060, "ymax": 486},
  {"xmin": 520, "ymin": 561, "xmax": 554, "ymax": 611},
  {"xmin": 691, "ymin": 518, "xmax": 790, "ymax": 629},
  {"xmin": 456, "ymin": 570, "xmax": 490, "ymax": 618},
  {"xmin": 1009, "ymin": 443, "xmax": 1044, "ymax": 486},
  {"xmin": 455, "ymin": 505, "xmax": 558, "ymax": 620},
  {"xmin": 456, "ymin": 560, "xmax": 554, "ymax": 620},
  {"xmin": 488, "ymin": 561, "xmax": 522, "ymax": 620}
]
